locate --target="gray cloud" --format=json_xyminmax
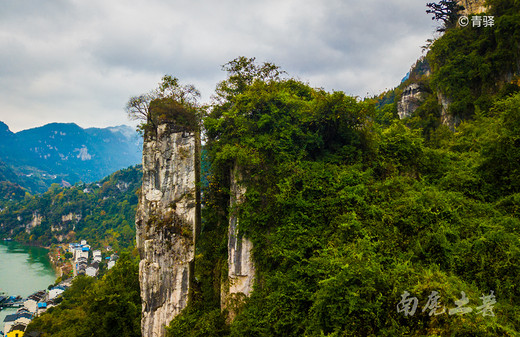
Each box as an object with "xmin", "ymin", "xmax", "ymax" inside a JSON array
[{"xmin": 0, "ymin": 0, "xmax": 437, "ymax": 132}]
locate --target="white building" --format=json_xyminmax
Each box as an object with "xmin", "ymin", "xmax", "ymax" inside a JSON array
[
  {"xmin": 48, "ymin": 286, "xmax": 66, "ymax": 300},
  {"xmin": 93, "ymin": 250, "xmax": 102, "ymax": 263},
  {"xmin": 107, "ymin": 254, "xmax": 118, "ymax": 269},
  {"xmin": 22, "ymin": 298, "xmax": 37, "ymax": 313},
  {"xmin": 3, "ymin": 313, "xmax": 31, "ymax": 335},
  {"xmin": 69, "ymin": 243, "xmax": 81, "ymax": 253},
  {"xmin": 4, "ymin": 313, "xmax": 31, "ymax": 332},
  {"xmin": 86, "ymin": 266, "xmax": 98, "ymax": 277},
  {"xmin": 74, "ymin": 246, "xmax": 89, "ymax": 262},
  {"xmin": 70, "ymin": 241, "xmax": 91, "ymax": 259}
]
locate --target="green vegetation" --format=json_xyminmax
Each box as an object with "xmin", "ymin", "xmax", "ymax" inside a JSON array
[
  {"xmin": 126, "ymin": 75, "xmax": 202, "ymax": 135},
  {"xmin": 427, "ymin": 0, "xmax": 520, "ymax": 121},
  {"xmin": 166, "ymin": 1, "xmax": 520, "ymax": 331},
  {"xmin": 13, "ymin": 0, "xmax": 520, "ymax": 335},
  {"xmin": 0, "ymin": 165, "xmax": 141, "ymax": 250},
  {"xmin": 0, "ymin": 123, "xmax": 142, "ymax": 193},
  {"xmin": 0, "ymin": 160, "xmax": 54, "ymax": 195},
  {"xmin": 148, "ymin": 97, "xmax": 199, "ymax": 131},
  {"xmin": 25, "ymin": 252, "xmax": 141, "ymax": 337},
  {"xmin": 0, "ymin": 180, "xmax": 27, "ymax": 202}
]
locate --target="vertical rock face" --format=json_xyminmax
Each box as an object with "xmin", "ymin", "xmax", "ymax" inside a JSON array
[
  {"xmin": 457, "ymin": 0, "xmax": 488, "ymax": 14},
  {"xmin": 136, "ymin": 123, "xmax": 200, "ymax": 337},
  {"xmin": 223, "ymin": 165, "xmax": 255, "ymax": 320},
  {"xmin": 397, "ymin": 83, "xmax": 425, "ymax": 119},
  {"xmin": 437, "ymin": 91, "xmax": 461, "ymax": 130},
  {"xmin": 25, "ymin": 212, "xmax": 43, "ymax": 233}
]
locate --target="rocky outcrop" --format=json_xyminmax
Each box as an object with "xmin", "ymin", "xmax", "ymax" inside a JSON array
[
  {"xmin": 25, "ymin": 212, "xmax": 42, "ymax": 233},
  {"xmin": 397, "ymin": 83, "xmax": 425, "ymax": 119},
  {"xmin": 437, "ymin": 91, "xmax": 462, "ymax": 130},
  {"xmin": 136, "ymin": 122, "xmax": 201, "ymax": 337},
  {"xmin": 61, "ymin": 212, "xmax": 82, "ymax": 223},
  {"xmin": 457, "ymin": 0, "xmax": 488, "ymax": 15},
  {"xmin": 222, "ymin": 165, "xmax": 255, "ymax": 321}
]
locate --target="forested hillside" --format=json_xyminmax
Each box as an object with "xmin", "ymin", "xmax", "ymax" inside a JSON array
[
  {"xmin": 25, "ymin": 0, "xmax": 520, "ymax": 336},
  {"xmin": 0, "ymin": 122, "xmax": 142, "ymax": 193},
  {"xmin": 0, "ymin": 165, "xmax": 141, "ymax": 250},
  {"xmin": 167, "ymin": 1, "xmax": 520, "ymax": 335}
]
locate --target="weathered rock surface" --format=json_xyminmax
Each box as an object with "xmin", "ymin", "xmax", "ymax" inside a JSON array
[
  {"xmin": 437, "ymin": 91, "xmax": 462, "ymax": 130},
  {"xmin": 397, "ymin": 83, "xmax": 425, "ymax": 119},
  {"xmin": 136, "ymin": 123, "xmax": 200, "ymax": 337},
  {"xmin": 223, "ymin": 165, "xmax": 255, "ymax": 320},
  {"xmin": 61, "ymin": 212, "xmax": 82, "ymax": 223},
  {"xmin": 457, "ymin": 0, "xmax": 488, "ymax": 15},
  {"xmin": 25, "ymin": 212, "xmax": 42, "ymax": 233}
]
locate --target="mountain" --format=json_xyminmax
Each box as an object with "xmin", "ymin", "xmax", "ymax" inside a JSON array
[
  {"xmin": 22, "ymin": 1, "xmax": 520, "ymax": 336},
  {"xmin": 0, "ymin": 165, "xmax": 141, "ymax": 250},
  {"xmin": 0, "ymin": 121, "xmax": 15, "ymax": 138},
  {"xmin": 0, "ymin": 122, "xmax": 142, "ymax": 193}
]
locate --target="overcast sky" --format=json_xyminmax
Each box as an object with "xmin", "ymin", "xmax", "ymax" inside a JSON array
[{"xmin": 0, "ymin": 0, "xmax": 437, "ymax": 132}]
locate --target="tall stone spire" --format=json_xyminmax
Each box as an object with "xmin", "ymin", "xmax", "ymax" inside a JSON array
[{"xmin": 136, "ymin": 120, "xmax": 201, "ymax": 337}]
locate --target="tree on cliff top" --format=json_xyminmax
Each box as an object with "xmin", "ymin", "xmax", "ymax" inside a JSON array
[
  {"xmin": 126, "ymin": 75, "xmax": 201, "ymax": 134},
  {"xmin": 426, "ymin": 0, "xmax": 464, "ymax": 32},
  {"xmin": 213, "ymin": 56, "xmax": 285, "ymax": 102}
]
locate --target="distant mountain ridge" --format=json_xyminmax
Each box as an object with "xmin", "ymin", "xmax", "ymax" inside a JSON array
[
  {"xmin": 0, "ymin": 121, "xmax": 142, "ymax": 193},
  {"xmin": 0, "ymin": 164, "xmax": 142, "ymax": 249}
]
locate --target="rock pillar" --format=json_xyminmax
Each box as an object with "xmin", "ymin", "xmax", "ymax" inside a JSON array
[
  {"xmin": 136, "ymin": 123, "xmax": 200, "ymax": 337},
  {"xmin": 222, "ymin": 164, "xmax": 255, "ymax": 320}
]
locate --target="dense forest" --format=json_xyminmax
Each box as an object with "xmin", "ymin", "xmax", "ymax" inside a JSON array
[
  {"xmin": 26, "ymin": 0, "xmax": 520, "ymax": 335},
  {"xmin": 168, "ymin": 0, "xmax": 520, "ymax": 335},
  {"xmin": 0, "ymin": 165, "xmax": 141, "ymax": 251}
]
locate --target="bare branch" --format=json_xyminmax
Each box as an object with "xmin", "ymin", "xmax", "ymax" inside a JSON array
[{"xmin": 126, "ymin": 94, "xmax": 153, "ymax": 122}]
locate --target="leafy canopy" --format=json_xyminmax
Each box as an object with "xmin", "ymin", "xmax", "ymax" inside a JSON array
[{"xmin": 126, "ymin": 75, "xmax": 201, "ymax": 134}]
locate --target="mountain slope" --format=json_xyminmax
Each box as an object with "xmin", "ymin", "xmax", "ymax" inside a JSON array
[
  {"xmin": 0, "ymin": 122, "xmax": 142, "ymax": 193},
  {"xmin": 0, "ymin": 165, "xmax": 142, "ymax": 250}
]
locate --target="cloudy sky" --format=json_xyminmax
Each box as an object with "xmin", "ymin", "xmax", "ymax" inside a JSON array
[{"xmin": 1, "ymin": 0, "xmax": 437, "ymax": 132}]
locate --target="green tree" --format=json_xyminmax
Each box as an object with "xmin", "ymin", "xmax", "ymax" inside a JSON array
[
  {"xmin": 126, "ymin": 75, "xmax": 201, "ymax": 134},
  {"xmin": 480, "ymin": 92, "xmax": 520, "ymax": 197},
  {"xmin": 213, "ymin": 56, "xmax": 285, "ymax": 102},
  {"xmin": 26, "ymin": 253, "xmax": 141, "ymax": 337},
  {"xmin": 426, "ymin": 0, "xmax": 464, "ymax": 31}
]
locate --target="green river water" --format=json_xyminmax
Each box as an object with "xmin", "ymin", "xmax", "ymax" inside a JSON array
[{"xmin": 0, "ymin": 240, "xmax": 56, "ymax": 333}]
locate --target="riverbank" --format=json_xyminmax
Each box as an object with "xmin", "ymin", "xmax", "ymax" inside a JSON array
[
  {"xmin": 47, "ymin": 244, "xmax": 73, "ymax": 279},
  {"xmin": 0, "ymin": 241, "xmax": 56, "ymax": 330},
  {"xmin": 2, "ymin": 238, "xmax": 72, "ymax": 279}
]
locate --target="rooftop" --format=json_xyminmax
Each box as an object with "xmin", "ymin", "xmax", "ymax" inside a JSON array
[
  {"xmin": 27, "ymin": 290, "xmax": 46, "ymax": 302},
  {"xmin": 9, "ymin": 323, "xmax": 27, "ymax": 333},
  {"xmin": 3, "ymin": 312, "xmax": 33, "ymax": 323}
]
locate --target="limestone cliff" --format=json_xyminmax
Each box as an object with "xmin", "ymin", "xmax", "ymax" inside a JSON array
[
  {"xmin": 457, "ymin": 0, "xmax": 488, "ymax": 15},
  {"xmin": 437, "ymin": 91, "xmax": 462, "ymax": 130},
  {"xmin": 136, "ymin": 122, "xmax": 201, "ymax": 337},
  {"xmin": 25, "ymin": 212, "xmax": 42, "ymax": 234},
  {"xmin": 397, "ymin": 83, "xmax": 426, "ymax": 119},
  {"xmin": 222, "ymin": 165, "xmax": 255, "ymax": 320}
]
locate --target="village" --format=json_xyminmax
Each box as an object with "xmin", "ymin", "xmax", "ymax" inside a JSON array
[{"xmin": 1, "ymin": 240, "xmax": 118, "ymax": 337}]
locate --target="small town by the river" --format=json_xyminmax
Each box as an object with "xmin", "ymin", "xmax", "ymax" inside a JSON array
[{"xmin": 0, "ymin": 240, "xmax": 118, "ymax": 336}]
